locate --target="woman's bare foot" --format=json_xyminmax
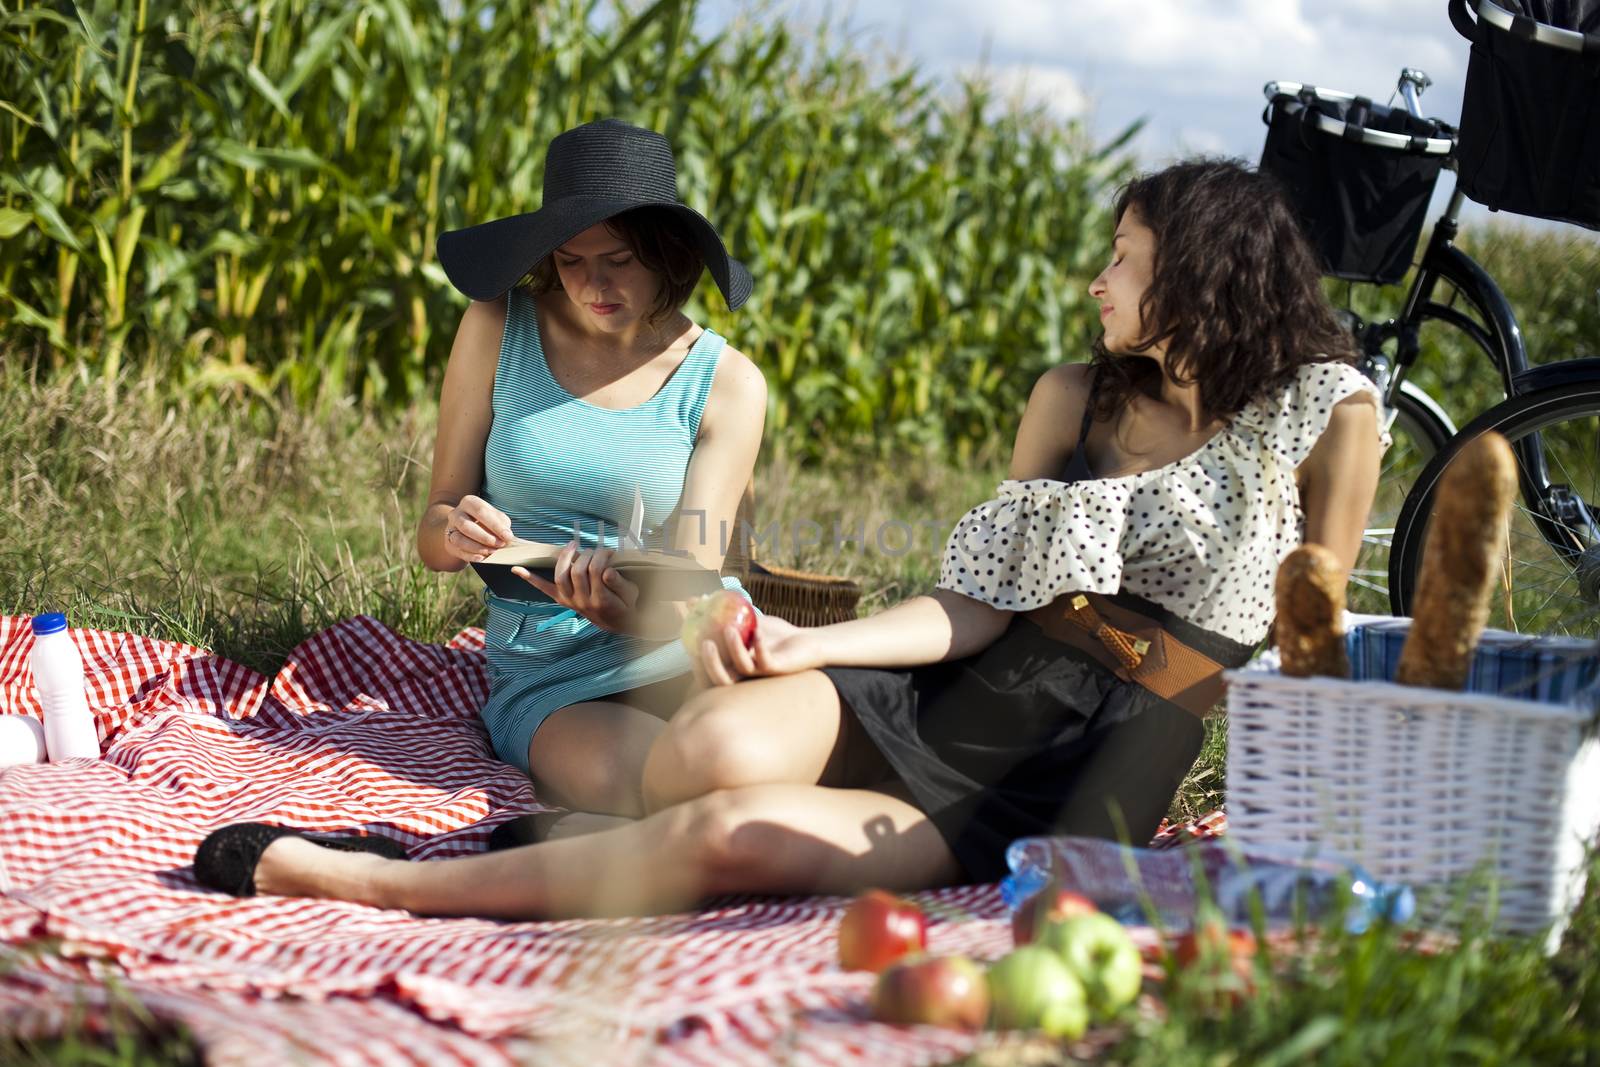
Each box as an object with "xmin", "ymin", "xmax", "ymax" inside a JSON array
[{"xmin": 252, "ymin": 835, "xmax": 399, "ymax": 905}]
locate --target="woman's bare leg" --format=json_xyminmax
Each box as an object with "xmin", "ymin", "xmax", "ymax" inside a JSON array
[
  {"xmin": 525, "ymin": 670, "xmax": 698, "ymax": 819},
  {"xmin": 249, "ymin": 783, "xmax": 964, "ymax": 919},
  {"xmin": 640, "ymin": 670, "xmax": 853, "ymax": 812},
  {"xmin": 526, "ymin": 701, "xmax": 665, "ymax": 817}
]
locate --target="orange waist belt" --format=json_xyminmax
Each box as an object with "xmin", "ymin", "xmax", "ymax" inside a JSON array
[{"xmin": 1022, "ymin": 592, "xmax": 1227, "ymax": 718}]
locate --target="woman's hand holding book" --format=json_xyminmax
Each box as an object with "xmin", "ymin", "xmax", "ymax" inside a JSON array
[
  {"xmin": 514, "ymin": 541, "xmax": 642, "ymax": 634},
  {"xmin": 443, "ymin": 496, "xmax": 514, "ymax": 563}
]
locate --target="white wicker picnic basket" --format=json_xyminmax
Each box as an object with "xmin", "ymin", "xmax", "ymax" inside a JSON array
[{"xmin": 1224, "ymin": 616, "xmax": 1600, "ymax": 949}]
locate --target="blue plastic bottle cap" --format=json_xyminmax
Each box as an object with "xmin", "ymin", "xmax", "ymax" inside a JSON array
[
  {"xmin": 31, "ymin": 613, "xmax": 67, "ymax": 636},
  {"xmin": 1386, "ymin": 885, "xmax": 1417, "ymax": 924}
]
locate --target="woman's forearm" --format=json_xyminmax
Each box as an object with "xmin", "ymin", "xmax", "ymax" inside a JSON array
[
  {"xmin": 417, "ymin": 503, "xmax": 467, "ymax": 573},
  {"xmin": 811, "ymin": 589, "xmax": 1011, "ymax": 669}
]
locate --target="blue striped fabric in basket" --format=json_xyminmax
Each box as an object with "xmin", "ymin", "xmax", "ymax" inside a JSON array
[{"xmin": 1344, "ymin": 614, "xmax": 1600, "ymax": 710}]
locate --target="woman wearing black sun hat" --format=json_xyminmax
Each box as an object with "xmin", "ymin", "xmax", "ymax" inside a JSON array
[{"xmin": 305, "ymin": 120, "xmax": 767, "ymax": 851}]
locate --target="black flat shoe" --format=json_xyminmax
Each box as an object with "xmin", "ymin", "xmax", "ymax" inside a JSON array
[{"xmin": 193, "ymin": 821, "xmax": 410, "ymax": 897}]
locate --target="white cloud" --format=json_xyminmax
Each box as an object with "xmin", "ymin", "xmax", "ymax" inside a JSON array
[
  {"xmin": 1174, "ymin": 127, "xmax": 1229, "ymax": 157},
  {"xmin": 707, "ymin": 1, "xmax": 1465, "ymax": 152},
  {"xmin": 971, "ymin": 63, "xmax": 1092, "ymax": 120}
]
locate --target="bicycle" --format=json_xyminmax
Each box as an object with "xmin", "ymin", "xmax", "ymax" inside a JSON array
[{"xmin": 1258, "ymin": 0, "xmax": 1600, "ymax": 638}]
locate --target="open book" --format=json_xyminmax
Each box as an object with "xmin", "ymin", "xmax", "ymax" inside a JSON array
[{"xmin": 470, "ymin": 538, "xmax": 724, "ymax": 603}]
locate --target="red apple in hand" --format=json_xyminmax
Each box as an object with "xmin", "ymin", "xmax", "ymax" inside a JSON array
[
  {"xmin": 838, "ymin": 889, "xmax": 928, "ymax": 972},
  {"xmin": 870, "ymin": 955, "xmax": 989, "ymax": 1029},
  {"xmin": 680, "ymin": 590, "xmax": 757, "ymax": 656},
  {"xmin": 1012, "ymin": 881, "xmax": 1099, "ymax": 946}
]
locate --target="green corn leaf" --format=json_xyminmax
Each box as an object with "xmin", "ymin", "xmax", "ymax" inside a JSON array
[
  {"xmin": 279, "ymin": 6, "xmax": 361, "ymax": 99},
  {"xmin": 0, "ymin": 291, "xmax": 68, "ymax": 348},
  {"xmin": 244, "ymin": 62, "xmax": 293, "ymax": 123},
  {"xmin": 19, "ymin": 188, "xmax": 83, "ymax": 253},
  {"xmin": 135, "ymin": 132, "xmax": 190, "ymax": 193},
  {"xmin": 591, "ymin": 0, "xmax": 677, "ymax": 71},
  {"xmin": 0, "ymin": 208, "xmax": 32, "ymax": 238},
  {"xmin": 211, "ymin": 139, "xmax": 327, "ymax": 173},
  {"xmin": 114, "ymin": 204, "xmax": 147, "ymax": 283},
  {"xmin": 0, "ymin": 99, "xmax": 40, "ymax": 128}
]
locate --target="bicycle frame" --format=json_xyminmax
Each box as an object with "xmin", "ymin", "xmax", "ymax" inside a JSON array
[
  {"xmin": 1375, "ymin": 186, "xmax": 1576, "ymax": 536},
  {"xmin": 1385, "ymin": 189, "xmax": 1531, "ymax": 398}
]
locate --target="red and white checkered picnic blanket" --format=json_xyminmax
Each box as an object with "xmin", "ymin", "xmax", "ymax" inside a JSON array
[{"xmin": 0, "ymin": 615, "xmax": 1226, "ymax": 1065}]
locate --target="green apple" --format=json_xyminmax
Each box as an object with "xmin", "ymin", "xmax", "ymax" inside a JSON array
[
  {"xmin": 1040, "ymin": 912, "xmax": 1143, "ymax": 1017},
  {"xmin": 984, "ymin": 945, "xmax": 1088, "ymax": 1038}
]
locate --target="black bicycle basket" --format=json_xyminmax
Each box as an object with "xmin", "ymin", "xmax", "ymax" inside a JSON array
[
  {"xmin": 1259, "ymin": 83, "xmax": 1455, "ymax": 285},
  {"xmin": 1451, "ymin": 0, "xmax": 1600, "ymax": 229}
]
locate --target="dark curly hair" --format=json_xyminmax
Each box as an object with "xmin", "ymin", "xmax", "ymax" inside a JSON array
[{"xmin": 1088, "ymin": 159, "xmax": 1357, "ymax": 423}]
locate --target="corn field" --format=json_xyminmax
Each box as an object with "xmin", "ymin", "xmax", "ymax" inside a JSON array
[{"xmin": 0, "ymin": 0, "xmax": 1137, "ymax": 459}]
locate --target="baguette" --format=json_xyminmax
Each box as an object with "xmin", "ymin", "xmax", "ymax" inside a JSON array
[
  {"xmin": 1395, "ymin": 432, "xmax": 1517, "ymax": 690},
  {"xmin": 1274, "ymin": 544, "xmax": 1350, "ymax": 678}
]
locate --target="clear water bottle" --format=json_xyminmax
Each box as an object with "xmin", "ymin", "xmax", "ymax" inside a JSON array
[
  {"xmin": 30, "ymin": 613, "xmax": 101, "ymax": 761},
  {"xmin": 1000, "ymin": 834, "xmax": 1415, "ymax": 935}
]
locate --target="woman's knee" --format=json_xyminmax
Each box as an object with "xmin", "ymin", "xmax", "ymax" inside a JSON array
[
  {"xmin": 527, "ymin": 702, "xmax": 665, "ymax": 814},
  {"xmin": 640, "ymin": 687, "xmax": 769, "ymax": 811},
  {"xmin": 670, "ymin": 789, "xmax": 804, "ymax": 893}
]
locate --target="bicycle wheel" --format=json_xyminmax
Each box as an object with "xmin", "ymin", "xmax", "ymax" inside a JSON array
[
  {"xmin": 1389, "ymin": 380, "xmax": 1600, "ymax": 636},
  {"xmin": 1349, "ymin": 384, "xmax": 1455, "ymax": 615}
]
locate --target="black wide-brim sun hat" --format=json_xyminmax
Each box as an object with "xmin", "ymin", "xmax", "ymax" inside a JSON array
[{"xmin": 436, "ymin": 119, "xmax": 753, "ymax": 310}]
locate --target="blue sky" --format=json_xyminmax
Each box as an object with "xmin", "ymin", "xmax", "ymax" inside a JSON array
[{"xmin": 697, "ymin": 0, "xmax": 1553, "ymax": 231}]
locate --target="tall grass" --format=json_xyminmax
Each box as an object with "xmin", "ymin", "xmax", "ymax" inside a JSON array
[{"xmin": 1, "ymin": 0, "xmax": 1133, "ymax": 460}]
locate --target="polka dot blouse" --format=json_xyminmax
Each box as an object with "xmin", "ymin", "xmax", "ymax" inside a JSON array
[{"xmin": 937, "ymin": 360, "xmax": 1389, "ymax": 647}]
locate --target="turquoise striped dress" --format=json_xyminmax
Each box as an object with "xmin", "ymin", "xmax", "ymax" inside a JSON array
[{"xmin": 478, "ymin": 287, "xmax": 750, "ymax": 773}]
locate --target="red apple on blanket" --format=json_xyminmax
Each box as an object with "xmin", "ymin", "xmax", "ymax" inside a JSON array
[
  {"xmin": 1011, "ymin": 881, "xmax": 1099, "ymax": 946},
  {"xmin": 679, "ymin": 589, "xmax": 756, "ymax": 655},
  {"xmin": 870, "ymin": 955, "xmax": 989, "ymax": 1029},
  {"xmin": 1164, "ymin": 907, "xmax": 1259, "ymax": 1012},
  {"xmin": 1039, "ymin": 912, "xmax": 1144, "ymax": 1017},
  {"xmin": 1172, "ymin": 909, "xmax": 1258, "ymax": 968},
  {"xmin": 984, "ymin": 945, "xmax": 1089, "ymax": 1038},
  {"xmin": 837, "ymin": 889, "xmax": 929, "ymax": 973}
]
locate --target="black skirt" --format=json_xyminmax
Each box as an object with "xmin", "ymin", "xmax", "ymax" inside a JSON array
[{"xmin": 821, "ymin": 596, "xmax": 1253, "ymax": 883}]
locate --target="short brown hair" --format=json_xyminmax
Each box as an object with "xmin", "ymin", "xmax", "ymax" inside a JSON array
[{"xmin": 521, "ymin": 207, "xmax": 706, "ymax": 325}]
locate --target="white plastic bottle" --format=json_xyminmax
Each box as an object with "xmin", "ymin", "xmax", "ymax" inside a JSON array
[
  {"xmin": 30, "ymin": 613, "xmax": 101, "ymax": 761},
  {"xmin": 0, "ymin": 714, "xmax": 45, "ymax": 766}
]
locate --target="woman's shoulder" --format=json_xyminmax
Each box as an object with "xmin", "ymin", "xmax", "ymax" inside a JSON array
[
  {"xmin": 709, "ymin": 341, "xmax": 766, "ymax": 398},
  {"xmin": 457, "ymin": 292, "xmax": 510, "ymax": 338},
  {"xmin": 699, "ymin": 340, "xmax": 767, "ymax": 435},
  {"xmin": 1007, "ymin": 363, "xmax": 1098, "ymax": 481},
  {"xmin": 1234, "ymin": 358, "xmax": 1372, "ymax": 417},
  {"xmin": 446, "ymin": 294, "xmax": 511, "ymax": 375},
  {"xmin": 1030, "ymin": 362, "xmax": 1095, "ymax": 408},
  {"xmin": 1232, "ymin": 357, "xmax": 1382, "ymax": 466}
]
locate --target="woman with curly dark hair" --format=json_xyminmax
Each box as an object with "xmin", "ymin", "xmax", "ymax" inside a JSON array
[{"xmin": 193, "ymin": 158, "xmax": 1385, "ymax": 918}]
